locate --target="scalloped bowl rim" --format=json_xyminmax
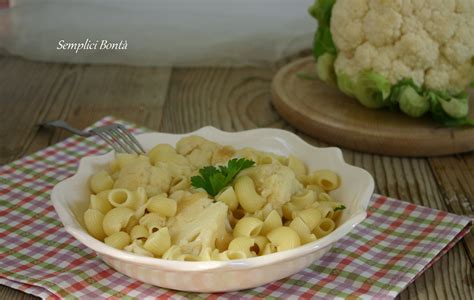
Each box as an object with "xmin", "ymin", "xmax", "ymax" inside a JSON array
[{"xmin": 51, "ymin": 126, "xmax": 374, "ymax": 272}]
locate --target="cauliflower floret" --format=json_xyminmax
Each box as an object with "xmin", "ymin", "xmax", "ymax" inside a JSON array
[
  {"xmin": 155, "ymin": 161, "xmax": 192, "ymax": 178},
  {"xmin": 363, "ymin": 4, "xmax": 402, "ymax": 48},
  {"xmin": 176, "ymin": 135, "xmax": 219, "ymax": 156},
  {"xmin": 330, "ymin": 0, "xmax": 367, "ymax": 52},
  {"xmin": 331, "ymin": 0, "xmax": 474, "ymax": 92},
  {"xmin": 177, "ymin": 135, "xmax": 236, "ymax": 169},
  {"xmin": 245, "ymin": 164, "xmax": 303, "ymax": 209},
  {"xmin": 168, "ymin": 200, "xmax": 229, "ymax": 257},
  {"xmin": 187, "ymin": 148, "xmax": 213, "ymax": 169},
  {"xmin": 212, "ymin": 146, "xmax": 236, "ymax": 165},
  {"xmin": 114, "ymin": 159, "xmax": 172, "ymax": 197}
]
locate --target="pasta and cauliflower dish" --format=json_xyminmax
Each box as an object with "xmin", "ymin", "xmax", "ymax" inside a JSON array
[{"xmin": 83, "ymin": 136, "xmax": 345, "ymax": 261}]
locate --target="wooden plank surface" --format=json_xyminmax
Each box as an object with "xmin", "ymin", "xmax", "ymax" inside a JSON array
[
  {"xmin": 271, "ymin": 56, "xmax": 474, "ymax": 157},
  {"xmin": 0, "ymin": 55, "xmax": 472, "ymax": 299},
  {"xmin": 0, "ymin": 56, "xmax": 171, "ymax": 165}
]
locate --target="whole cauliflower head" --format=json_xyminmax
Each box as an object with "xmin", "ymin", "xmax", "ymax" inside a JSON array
[
  {"xmin": 310, "ymin": 0, "xmax": 474, "ymax": 125},
  {"xmin": 331, "ymin": 0, "xmax": 474, "ymax": 92}
]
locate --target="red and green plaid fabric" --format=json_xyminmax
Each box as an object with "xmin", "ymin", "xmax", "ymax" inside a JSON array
[
  {"xmin": 0, "ymin": 117, "xmax": 471, "ymax": 299},
  {"xmin": 0, "ymin": 0, "xmax": 9, "ymax": 8}
]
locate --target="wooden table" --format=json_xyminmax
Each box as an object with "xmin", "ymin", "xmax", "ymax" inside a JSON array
[{"xmin": 0, "ymin": 54, "xmax": 472, "ymax": 299}]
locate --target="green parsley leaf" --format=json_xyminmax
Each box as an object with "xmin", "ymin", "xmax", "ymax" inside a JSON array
[
  {"xmin": 191, "ymin": 158, "xmax": 255, "ymax": 197},
  {"xmin": 334, "ymin": 205, "xmax": 346, "ymax": 212}
]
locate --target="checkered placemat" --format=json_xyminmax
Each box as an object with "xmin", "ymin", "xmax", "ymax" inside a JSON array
[
  {"xmin": 0, "ymin": 117, "xmax": 471, "ymax": 299},
  {"xmin": 0, "ymin": 1, "xmax": 9, "ymax": 9}
]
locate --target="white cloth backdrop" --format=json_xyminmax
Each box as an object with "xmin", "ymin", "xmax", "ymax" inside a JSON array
[{"xmin": 0, "ymin": 0, "xmax": 315, "ymax": 66}]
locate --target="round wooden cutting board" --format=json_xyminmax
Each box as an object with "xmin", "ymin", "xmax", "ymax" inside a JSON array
[{"xmin": 271, "ymin": 56, "xmax": 474, "ymax": 157}]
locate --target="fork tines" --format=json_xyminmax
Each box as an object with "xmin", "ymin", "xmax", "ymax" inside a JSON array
[{"xmin": 91, "ymin": 124, "xmax": 146, "ymax": 154}]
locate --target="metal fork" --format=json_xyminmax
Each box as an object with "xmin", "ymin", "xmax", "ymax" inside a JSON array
[{"xmin": 41, "ymin": 120, "xmax": 146, "ymax": 154}]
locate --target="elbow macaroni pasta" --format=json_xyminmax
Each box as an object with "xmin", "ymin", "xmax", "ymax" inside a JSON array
[
  {"xmin": 89, "ymin": 170, "xmax": 114, "ymax": 194},
  {"xmin": 312, "ymin": 170, "xmax": 340, "ymax": 191},
  {"xmin": 234, "ymin": 176, "xmax": 266, "ymax": 213},
  {"xmin": 84, "ymin": 209, "xmax": 106, "ymax": 240},
  {"xmin": 260, "ymin": 210, "xmax": 282, "ymax": 235},
  {"xmin": 233, "ymin": 217, "xmax": 263, "ymax": 238},
  {"xmin": 102, "ymin": 207, "xmax": 136, "ymax": 236},
  {"xmin": 89, "ymin": 194, "xmax": 112, "ymax": 215},
  {"xmin": 228, "ymin": 236, "xmax": 257, "ymax": 257},
  {"xmin": 147, "ymin": 196, "xmax": 177, "ymax": 217},
  {"xmin": 83, "ymin": 135, "xmax": 347, "ymax": 261},
  {"xmin": 144, "ymin": 227, "xmax": 171, "ymax": 256}
]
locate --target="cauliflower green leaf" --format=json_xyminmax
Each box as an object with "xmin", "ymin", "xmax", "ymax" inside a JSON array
[
  {"xmin": 308, "ymin": 0, "xmax": 334, "ymax": 26},
  {"xmin": 354, "ymin": 71, "xmax": 391, "ymax": 109},
  {"xmin": 438, "ymin": 93, "xmax": 469, "ymax": 119},
  {"xmin": 390, "ymin": 80, "xmax": 429, "ymax": 117},
  {"xmin": 309, "ymin": 0, "xmax": 337, "ymax": 59},
  {"xmin": 336, "ymin": 73, "xmax": 356, "ymax": 98},
  {"xmin": 313, "ymin": 27, "xmax": 337, "ymax": 60},
  {"xmin": 428, "ymin": 91, "xmax": 474, "ymax": 126},
  {"xmin": 191, "ymin": 158, "xmax": 255, "ymax": 196},
  {"xmin": 399, "ymin": 86, "xmax": 430, "ymax": 118},
  {"xmin": 316, "ymin": 53, "xmax": 337, "ymax": 84}
]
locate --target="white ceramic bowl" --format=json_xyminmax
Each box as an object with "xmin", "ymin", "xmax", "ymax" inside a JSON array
[{"xmin": 51, "ymin": 127, "xmax": 374, "ymax": 293}]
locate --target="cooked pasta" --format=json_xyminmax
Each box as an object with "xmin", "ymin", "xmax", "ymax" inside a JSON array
[
  {"xmin": 83, "ymin": 209, "xmax": 106, "ymax": 240},
  {"xmin": 104, "ymin": 231, "xmax": 130, "ymax": 250},
  {"xmin": 267, "ymin": 226, "xmax": 301, "ymax": 252},
  {"xmin": 316, "ymin": 202, "xmax": 336, "ymax": 219},
  {"xmin": 130, "ymin": 225, "xmax": 149, "ymax": 241},
  {"xmin": 262, "ymin": 243, "xmax": 278, "ymax": 255},
  {"xmin": 290, "ymin": 189, "xmax": 315, "ymax": 209},
  {"xmin": 143, "ymin": 227, "xmax": 171, "ymax": 256},
  {"xmin": 115, "ymin": 153, "xmax": 139, "ymax": 169},
  {"xmin": 282, "ymin": 202, "xmax": 298, "ymax": 220},
  {"xmin": 294, "ymin": 208, "xmax": 322, "ymax": 231},
  {"xmin": 233, "ymin": 217, "xmax": 263, "ymax": 238},
  {"xmin": 289, "ymin": 217, "xmax": 311, "ymax": 237},
  {"xmin": 224, "ymin": 250, "xmax": 247, "ymax": 260},
  {"xmin": 234, "ymin": 176, "xmax": 266, "ymax": 213},
  {"xmin": 228, "ymin": 236, "xmax": 256, "ymax": 257},
  {"xmin": 253, "ymin": 236, "xmax": 269, "ymax": 255},
  {"xmin": 215, "ymin": 186, "xmax": 238, "ymax": 211},
  {"xmin": 89, "ymin": 170, "xmax": 114, "ymax": 194},
  {"xmin": 260, "ymin": 210, "xmax": 283, "ymax": 235},
  {"xmin": 89, "ymin": 194, "xmax": 112, "ymax": 215},
  {"xmin": 147, "ymin": 196, "xmax": 177, "ymax": 217},
  {"xmin": 95, "ymin": 189, "xmax": 111, "ymax": 201},
  {"xmin": 102, "ymin": 207, "xmax": 136, "ymax": 236},
  {"xmin": 313, "ymin": 218, "xmax": 336, "ymax": 238},
  {"xmin": 149, "ymin": 144, "xmax": 188, "ymax": 166},
  {"xmin": 139, "ymin": 213, "xmax": 167, "ymax": 234},
  {"xmin": 108, "ymin": 187, "xmax": 146, "ymax": 209},
  {"xmin": 318, "ymin": 192, "xmax": 332, "ymax": 202},
  {"xmin": 83, "ymin": 135, "xmax": 347, "ymax": 261},
  {"xmin": 306, "ymin": 184, "xmax": 325, "ymax": 196},
  {"xmin": 312, "ymin": 170, "xmax": 340, "ymax": 191},
  {"xmin": 287, "ymin": 155, "xmax": 307, "ymax": 176},
  {"xmin": 169, "ymin": 176, "xmax": 190, "ymax": 193}
]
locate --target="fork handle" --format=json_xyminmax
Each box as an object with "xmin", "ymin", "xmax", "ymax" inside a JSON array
[{"xmin": 41, "ymin": 120, "xmax": 93, "ymax": 137}]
